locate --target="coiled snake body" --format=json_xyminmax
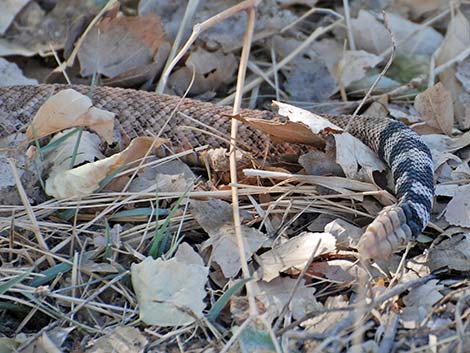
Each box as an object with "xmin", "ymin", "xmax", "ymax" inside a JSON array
[{"xmin": 0, "ymin": 84, "xmax": 434, "ymax": 260}]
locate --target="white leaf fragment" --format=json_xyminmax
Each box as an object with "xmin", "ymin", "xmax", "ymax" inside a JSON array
[
  {"xmin": 131, "ymin": 244, "xmax": 208, "ymax": 326},
  {"xmin": 258, "ymin": 232, "xmax": 336, "ymax": 282}
]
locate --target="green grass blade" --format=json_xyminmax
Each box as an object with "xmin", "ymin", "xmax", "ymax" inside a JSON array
[{"xmin": 206, "ymin": 278, "xmax": 251, "ymax": 322}]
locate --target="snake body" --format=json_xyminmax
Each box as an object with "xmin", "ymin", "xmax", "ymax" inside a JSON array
[{"xmin": 0, "ymin": 84, "xmax": 434, "ymax": 260}]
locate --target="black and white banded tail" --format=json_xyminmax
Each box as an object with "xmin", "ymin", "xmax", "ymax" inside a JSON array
[{"xmin": 327, "ymin": 115, "xmax": 434, "ymax": 259}]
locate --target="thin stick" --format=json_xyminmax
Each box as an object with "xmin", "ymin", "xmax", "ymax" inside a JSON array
[
  {"xmin": 343, "ymin": 0, "xmax": 356, "ymax": 50},
  {"xmin": 230, "ymin": 5, "xmax": 258, "ymax": 317},
  {"xmin": 7, "ymin": 159, "xmax": 55, "ymax": 266},
  {"xmin": 66, "ymin": 0, "xmax": 118, "ymax": 67},
  {"xmin": 155, "ymin": 0, "xmax": 200, "ymax": 93}
]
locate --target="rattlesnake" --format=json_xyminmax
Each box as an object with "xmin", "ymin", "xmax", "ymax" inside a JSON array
[{"xmin": 0, "ymin": 84, "xmax": 435, "ymax": 260}]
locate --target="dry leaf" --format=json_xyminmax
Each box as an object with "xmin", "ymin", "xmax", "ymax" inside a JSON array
[
  {"xmin": 272, "ymin": 35, "xmax": 337, "ymax": 101},
  {"xmin": 45, "ymin": 137, "xmax": 165, "ymax": 199},
  {"xmin": 86, "ymin": 326, "xmax": 147, "ymax": 353},
  {"xmin": 298, "ymin": 150, "xmax": 343, "ymax": 177},
  {"xmin": 192, "ymin": 199, "xmax": 268, "ymax": 278},
  {"xmin": 232, "ymin": 112, "xmax": 326, "ymax": 147},
  {"xmin": 324, "ymin": 219, "xmax": 363, "ymax": 248},
  {"xmin": 273, "ymin": 102, "xmax": 386, "ymax": 177},
  {"xmin": 258, "ymin": 232, "xmax": 336, "ymax": 282},
  {"xmin": 78, "ymin": 13, "xmax": 168, "ymax": 78},
  {"xmin": 456, "ymin": 57, "xmax": 470, "ymax": 91},
  {"xmin": 386, "ymin": 12, "xmax": 443, "ymax": 56},
  {"xmin": 401, "ymin": 0, "xmax": 449, "ymax": 19},
  {"xmin": 257, "ymin": 277, "xmax": 321, "ymax": 322},
  {"xmin": 303, "ymin": 295, "xmax": 348, "ymax": 332},
  {"xmin": 351, "ymin": 10, "xmax": 442, "ymax": 56},
  {"xmin": 334, "ymin": 132, "xmax": 386, "ymax": 179},
  {"xmin": 131, "ymin": 244, "xmax": 208, "ymax": 326},
  {"xmin": 307, "ymin": 259, "xmax": 366, "ymax": 283},
  {"xmin": 351, "ymin": 10, "xmax": 390, "ymax": 55},
  {"xmin": 427, "ymin": 233, "xmax": 470, "ymax": 271},
  {"xmin": 139, "ymin": 0, "xmax": 189, "ymax": 40},
  {"xmin": 444, "ymin": 184, "xmax": 470, "ymax": 227},
  {"xmin": 128, "ymin": 159, "xmax": 195, "ymax": 193},
  {"xmin": 414, "ymin": 82, "xmax": 453, "ymax": 135},
  {"xmin": 0, "ymin": 57, "xmax": 37, "ymax": 87},
  {"xmin": 333, "ymin": 50, "xmax": 382, "ymax": 88},
  {"xmin": 44, "ymin": 130, "xmax": 103, "ymax": 173},
  {"xmin": 0, "ymin": 0, "xmax": 31, "ymax": 35},
  {"xmin": 169, "ymin": 48, "xmax": 237, "ymax": 96},
  {"xmin": 401, "ymin": 280, "xmax": 444, "ymax": 329},
  {"xmin": 26, "ymin": 89, "xmax": 115, "ymax": 143},
  {"xmin": 436, "ymin": 7, "xmax": 470, "ymax": 130}
]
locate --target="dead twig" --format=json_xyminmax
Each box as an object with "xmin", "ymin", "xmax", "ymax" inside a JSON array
[
  {"xmin": 229, "ymin": 4, "xmax": 259, "ymax": 318},
  {"xmin": 7, "ymin": 159, "xmax": 54, "ymax": 266},
  {"xmin": 155, "ymin": 0, "xmax": 200, "ymax": 93}
]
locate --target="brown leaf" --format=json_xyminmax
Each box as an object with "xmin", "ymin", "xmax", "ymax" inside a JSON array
[
  {"xmin": 103, "ymin": 42, "xmax": 170, "ymax": 87},
  {"xmin": 414, "ymin": 82, "xmax": 453, "ymax": 135},
  {"xmin": 232, "ymin": 114, "xmax": 325, "ymax": 147},
  {"xmin": 169, "ymin": 48, "xmax": 237, "ymax": 96},
  {"xmin": 427, "ymin": 233, "xmax": 470, "ymax": 271},
  {"xmin": 78, "ymin": 13, "xmax": 167, "ymax": 78},
  {"xmin": 444, "ymin": 184, "xmax": 470, "ymax": 227},
  {"xmin": 191, "ymin": 198, "xmax": 268, "ymax": 278},
  {"xmin": 435, "ymin": 7, "xmax": 470, "ymax": 130}
]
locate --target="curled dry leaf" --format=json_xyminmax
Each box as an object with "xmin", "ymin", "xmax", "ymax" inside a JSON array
[
  {"xmin": 131, "ymin": 243, "xmax": 208, "ymax": 326},
  {"xmin": 333, "ymin": 132, "xmax": 386, "ymax": 179},
  {"xmin": 324, "ymin": 218, "xmax": 363, "ymax": 248},
  {"xmin": 43, "ymin": 129, "xmax": 103, "ymax": 175},
  {"xmin": 414, "ymin": 82, "xmax": 453, "ymax": 135},
  {"xmin": 45, "ymin": 137, "xmax": 166, "ymax": 199},
  {"xmin": 26, "ymin": 89, "xmax": 114, "ymax": 143},
  {"xmin": 128, "ymin": 159, "xmax": 195, "ymax": 193},
  {"xmin": 258, "ymin": 232, "xmax": 336, "ymax": 282},
  {"xmin": 232, "ymin": 112, "xmax": 326, "ymax": 147},
  {"xmin": 270, "ymin": 102, "xmax": 385, "ymax": 178},
  {"xmin": 232, "ymin": 100, "xmax": 337, "ymax": 147}
]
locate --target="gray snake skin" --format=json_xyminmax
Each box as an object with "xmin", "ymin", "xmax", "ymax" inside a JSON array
[{"xmin": 0, "ymin": 84, "xmax": 434, "ymax": 260}]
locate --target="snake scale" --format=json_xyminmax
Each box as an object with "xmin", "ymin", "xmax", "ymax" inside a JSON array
[{"xmin": 0, "ymin": 84, "xmax": 434, "ymax": 260}]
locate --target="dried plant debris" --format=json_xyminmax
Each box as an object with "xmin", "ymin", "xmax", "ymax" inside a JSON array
[
  {"xmin": 1, "ymin": 0, "xmax": 470, "ymax": 352},
  {"xmin": 77, "ymin": 11, "xmax": 169, "ymax": 83}
]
